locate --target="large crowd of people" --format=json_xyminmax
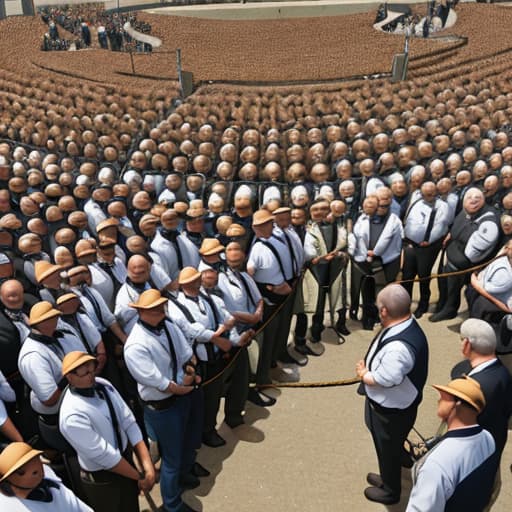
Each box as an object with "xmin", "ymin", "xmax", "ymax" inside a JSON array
[
  {"xmin": 0, "ymin": 2, "xmax": 512, "ymax": 511},
  {"xmin": 39, "ymin": 5, "xmax": 154, "ymax": 53}
]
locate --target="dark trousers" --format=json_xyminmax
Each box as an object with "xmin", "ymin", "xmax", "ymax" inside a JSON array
[
  {"xmin": 256, "ymin": 301, "xmax": 280, "ymax": 386},
  {"xmin": 436, "ymin": 260, "xmax": 469, "ymax": 314},
  {"xmin": 223, "ymin": 347, "xmax": 250, "ymax": 423},
  {"xmin": 365, "ymin": 399, "xmax": 418, "ymax": 498},
  {"xmin": 272, "ymin": 290, "xmax": 295, "ymax": 362},
  {"xmin": 401, "ymin": 240, "xmax": 442, "ymax": 305},
  {"xmin": 354, "ymin": 257, "xmax": 400, "ymax": 322},
  {"xmin": 310, "ymin": 261, "xmax": 345, "ymax": 341},
  {"xmin": 144, "ymin": 392, "xmax": 201, "ymax": 512},
  {"xmin": 80, "ymin": 469, "xmax": 139, "ymax": 512},
  {"xmin": 199, "ymin": 359, "xmax": 226, "ymax": 434}
]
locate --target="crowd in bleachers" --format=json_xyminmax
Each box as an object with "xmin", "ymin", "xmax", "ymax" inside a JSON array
[{"xmin": 39, "ymin": 4, "xmax": 153, "ymax": 53}]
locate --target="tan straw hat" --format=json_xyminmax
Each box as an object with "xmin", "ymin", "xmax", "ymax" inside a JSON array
[
  {"xmin": 62, "ymin": 351, "xmax": 97, "ymax": 376},
  {"xmin": 0, "ymin": 442, "xmax": 43, "ymax": 481},
  {"xmin": 432, "ymin": 376, "xmax": 486, "ymax": 414},
  {"xmin": 252, "ymin": 209, "xmax": 275, "ymax": 226},
  {"xmin": 34, "ymin": 261, "xmax": 61, "ymax": 283},
  {"xmin": 199, "ymin": 238, "xmax": 225, "ymax": 256},
  {"xmin": 178, "ymin": 266, "xmax": 201, "ymax": 285},
  {"xmin": 29, "ymin": 301, "xmax": 61, "ymax": 326},
  {"xmin": 128, "ymin": 289, "xmax": 168, "ymax": 310}
]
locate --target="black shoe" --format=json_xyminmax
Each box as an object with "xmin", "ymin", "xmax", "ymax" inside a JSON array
[
  {"xmin": 278, "ymin": 350, "xmax": 307, "ymax": 366},
  {"xmin": 429, "ymin": 309, "xmax": 457, "ymax": 322},
  {"xmin": 192, "ymin": 462, "xmax": 210, "ymax": 478},
  {"xmin": 366, "ymin": 472, "xmax": 383, "ymax": 488},
  {"xmin": 414, "ymin": 303, "xmax": 429, "ymax": 319},
  {"xmin": 224, "ymin": 415, "xmax": 244, "ymax": 429},
  {"xmin": 247, "ymin": 388, "xmax": 276, "ymax": 407},
  {"xmin": 294, "ymin": 343, "xmax": 310, "ymax": 356},
  {"xmin": 349, "ymin": 309, "xmax": 359, "ymax": 321},
  {"xmin": 202, "ymin": 430, "xmax": 226, "ymax": 448},
  {"xmin": 364, "ymin": 486, "xmax": 399, "ymax": 505},
  {"xmin": 334, "ymin": 321, "xmax": 351, "ymax": 336},
  {"xmin": 180, "ymin": 472, "xmax": 200, "ymax": 490},
  {"xmin": 401, "ymin": 448, "xmax": 414, "ymax": 468}
]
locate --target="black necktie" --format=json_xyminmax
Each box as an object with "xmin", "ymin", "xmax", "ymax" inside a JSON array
[
  {"xmin": 162, "ymin": 322, "xmax": 178, "ymax": 383},
  {"xmin": 96, "ymin": 382, "xmax": 124, "ymax": 452},
  {"xmin": 82, "ymin": 286, "xmax": 103, "ymax": 324},
  {"xmin": 98, "ymin": 262, "xmax": 123, "ymax": 296},
  {"xmin": 282, "ymin": 230, "xmax": 299, "ymax": 276}
]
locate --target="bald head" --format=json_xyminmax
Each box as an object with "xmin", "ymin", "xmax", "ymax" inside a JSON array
[
  {"xmin": 0, "ymin": 279, "xmax": 24, "ymax": 310},
  {"xmin": 377, "ymin": 284, "xmax": 411, "ymax": 320},
  {"xmin": 127, "ymin": 254, "xmax": 150, "ymax": 284}
]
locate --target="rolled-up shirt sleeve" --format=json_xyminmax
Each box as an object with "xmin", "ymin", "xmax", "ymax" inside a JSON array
[{"xmin": 370, "ymin": 341, "xmax": 414, "ymax": 388}]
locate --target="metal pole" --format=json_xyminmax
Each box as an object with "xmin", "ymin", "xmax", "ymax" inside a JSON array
[{"xmin": 176, "ymin": 48, "xmax": 184, "ymax": 98}]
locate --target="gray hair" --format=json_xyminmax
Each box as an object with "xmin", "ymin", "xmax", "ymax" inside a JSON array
[
  {"xmin": 377, "ymin": 284, "xmax": 411, "ymax": 319},
  {"xmin": 460, "ymin": 319, "xmax": 496, "ymax": 355}
]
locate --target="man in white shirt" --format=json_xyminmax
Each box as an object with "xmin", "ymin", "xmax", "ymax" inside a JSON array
[
  {"xmin": 407, "ymin": 377, "xmax": 496, "ymax": 512},
  {"xmin": 356, "ymin": 284, "xmax": 428, "ymax": 505},
  {"xmin": 402, "ymin": 181, "xmax": 450, "ymax": 318},
  {"xmin": 59, "ymin": 351, "xmax": 155, "ymax": 512},
  {"xmin": 124, "ymin": 289, "xmax": 201, "ymax": 512}
]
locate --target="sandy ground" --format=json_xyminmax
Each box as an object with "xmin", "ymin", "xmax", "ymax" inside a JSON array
[{"xmin": 140, "ymin": 293, "xmax": 512, "ymax": 512}]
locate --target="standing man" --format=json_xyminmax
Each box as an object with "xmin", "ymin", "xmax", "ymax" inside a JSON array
[
  {"xmin": 124, "ymin": 289, "xmax": 201, "ymax": 512},
  {"xmin": 450, "ymin": 319, "xmax": 512, "ymax": 507},
  {"xmin": 406, "ymin": 377, "xmax": 496, "ymax": 511},
  {"xmin": 356, "ymin": 284, "xmax": 429, "ymax": 505},
  {"xmin": 247, "ymin": 209, "xmax": 294, "ymax": 406},
  {"xmin": 401, "ymin": 181, "xmax": 450, "ymax": 318},
  {"xmin": 59, "ymin": 351, "xmax": 155, "ymax": 512},
  {"xmin": 431, "ymin": 187, "xmax": 500, "ymax": 322}
]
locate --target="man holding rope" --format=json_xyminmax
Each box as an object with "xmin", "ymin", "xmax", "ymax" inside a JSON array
[{"xmin": 356, "ymin": 283, "xmax": 429, "ymax": 505}]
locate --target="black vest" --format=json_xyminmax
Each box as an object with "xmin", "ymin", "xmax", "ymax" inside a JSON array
[
  {"xmin": 447, "ymin": 205, "xmax": 498, "ymax": 270},
  {"xmin": 373, "ymin": 319, "xmax": 429, "ymax": 406}
]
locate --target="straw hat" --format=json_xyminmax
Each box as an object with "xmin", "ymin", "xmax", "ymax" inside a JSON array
[
  {"xmin": 0, "ymin": 442, "xmax": 43, "ymax": 482},
  {"xmin": 199, "ymin": 238, "xmax": 225, "ymax": 256},
  {"xmin": 67, "ymin": 265, "xmax": 90, "ymax": 279},
  {"xmin": 75, "ymin": 239, "xmax": 97, "ymax": 258},
  {"xmin": 226, "ymin": 223, "xmax": 246, "ymax": 237},
  {"xmin": 128, "ymin": 289, "xmax": 168, "ymax": 310},
  {"xmin": 62, "ymin": 351, "xmax": 96, "ymax": 376},
  {"xmin": 29, "ymin": 301, "xmax": 61, "ymax": 326},
  {"xmin": 178, "ymin": 266, "xmax": 201, "ymax": 285},
  {"xmin": 432, "ymin": 376, "xmax": 486, "ymax": 413},
  {"xmin": 56, "ymin": 292, "xmax": 79, "ymax": 306},
  {"xmin": 96, "ymin": 217, "xmax": 119, "ymax": 233},
  {"xmin": 34, "ymin": 261, "xmax": 61, "ymax": 283},
  {"xmin": 273, "ymin": 206, "xmax": 291, "ymax": 215},
  {"xmin": 252, "ymin": 209, "xmax": 275, "ymax": 226}
]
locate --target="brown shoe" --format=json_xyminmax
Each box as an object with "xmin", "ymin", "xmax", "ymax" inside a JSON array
[
  {"xmin": 366, "ymin": 472, "xmax": 383, "ymax": 488},
  {"xmin": 364, "ymin": 486, "xmax": 399, "ymax": 505}
]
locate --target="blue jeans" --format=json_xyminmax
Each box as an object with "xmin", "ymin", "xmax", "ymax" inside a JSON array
[{"xmin": 144, "ymin": 391, "xmax": 202, "ymax": 512}]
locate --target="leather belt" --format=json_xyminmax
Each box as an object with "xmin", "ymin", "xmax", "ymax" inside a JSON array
[{"xmin": 142, "ymin": 395, "xmax": 178, "ymax": 411}]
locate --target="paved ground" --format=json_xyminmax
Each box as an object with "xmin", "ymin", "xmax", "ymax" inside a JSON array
[{"xmin": 141, "ymin": 295, "xmax": 512, "ymax": 511}]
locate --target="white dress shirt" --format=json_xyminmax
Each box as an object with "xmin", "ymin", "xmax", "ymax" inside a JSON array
[
  {"xmin": 124, "ymin": 319, "xmax": 193, "ymax": 401},
  {"xmin": 59, "ymin": 377, "xmax": 143, "ymax": 472}
]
